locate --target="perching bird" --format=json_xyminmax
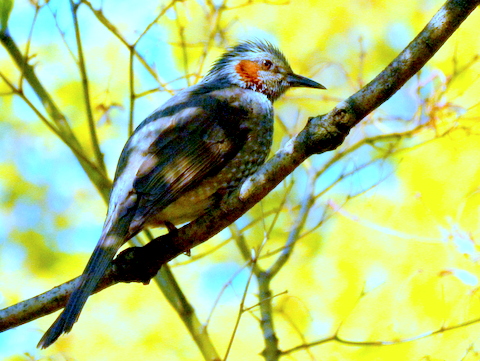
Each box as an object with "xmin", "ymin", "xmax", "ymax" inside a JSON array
[{"xmin": 38, "ymin": 39, "xmax": 325, "ymax": 348}]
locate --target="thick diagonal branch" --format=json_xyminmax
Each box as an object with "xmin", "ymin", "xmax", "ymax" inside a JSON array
[{"xmin": 0, "ymin": 0, "xmax": 478, "ymax": 334}]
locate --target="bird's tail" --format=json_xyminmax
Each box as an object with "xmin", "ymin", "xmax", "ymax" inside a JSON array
[{"xmin": 37, "ymin": 230, "xmax": 126, "ymax": 349}]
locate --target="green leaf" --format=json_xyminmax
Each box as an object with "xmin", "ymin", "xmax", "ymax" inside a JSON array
[{"xmin": 0, "ymin": 0, "xmax": 13, "ymax": 34}]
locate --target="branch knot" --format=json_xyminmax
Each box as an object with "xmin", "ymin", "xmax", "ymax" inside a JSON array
[{"xmin": 302, "ymin": 101, "xmax": 356, "ymax": 155}]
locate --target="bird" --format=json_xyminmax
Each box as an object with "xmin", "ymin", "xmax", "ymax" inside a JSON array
[{"xmin": 38, "ymin": 39, "xmax": 325, "ymax": 348}]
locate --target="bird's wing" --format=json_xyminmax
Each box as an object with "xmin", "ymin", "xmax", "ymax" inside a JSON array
[{"xmin": 130, "ymin": 94, "xmax": 250, "ymax": 231}]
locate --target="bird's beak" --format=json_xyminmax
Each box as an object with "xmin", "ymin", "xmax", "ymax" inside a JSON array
[{"xmin": 287, "ymin": 73, "xmax": 326, "ymax": 89}]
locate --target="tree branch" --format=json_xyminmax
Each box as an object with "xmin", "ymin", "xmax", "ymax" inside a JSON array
[{"xmin": 0, "ymin": 0, "xmax": 478, "ymax": 340}]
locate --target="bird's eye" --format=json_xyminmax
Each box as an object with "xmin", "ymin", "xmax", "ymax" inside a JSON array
[{"xmin": 262, "ymin": 59, "xmax": 273, "ymax": 70}]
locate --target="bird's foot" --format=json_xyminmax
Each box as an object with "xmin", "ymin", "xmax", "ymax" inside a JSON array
[{"xmin": 164, "ymin": 221, "xmax": 190, "ymax": 256}]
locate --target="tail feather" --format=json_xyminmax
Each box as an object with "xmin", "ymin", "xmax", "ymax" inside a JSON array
[{"xmin": 37, "ymin": 233, "xmax": 125, "ymax": 348}]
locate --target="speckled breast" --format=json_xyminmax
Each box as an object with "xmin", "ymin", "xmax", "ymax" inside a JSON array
[{"xmin": 149, "ymin": 89, "xmax": 274, "ymax": 226}]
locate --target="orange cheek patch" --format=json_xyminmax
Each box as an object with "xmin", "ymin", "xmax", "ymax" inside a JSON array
[{"xmin": 235, "ymin": 60, "xmax": 261, "ymax": 85}]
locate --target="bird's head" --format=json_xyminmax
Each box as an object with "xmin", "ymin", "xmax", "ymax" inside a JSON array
[{"xmin": 204, "ymin": 40, "xmax": 325, "ymax": 101}]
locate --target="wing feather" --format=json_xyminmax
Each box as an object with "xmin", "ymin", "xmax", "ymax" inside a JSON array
[{"xmin": 132, "ymin": 95, "xmax": 249, "ymax": 227}]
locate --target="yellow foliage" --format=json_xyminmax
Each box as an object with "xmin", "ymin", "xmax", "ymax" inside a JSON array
[{"xmin": 1, "ymin": 0, "xmax": 480, "ymax": 360}]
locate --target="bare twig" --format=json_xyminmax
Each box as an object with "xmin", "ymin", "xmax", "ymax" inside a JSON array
[
  {"xmin": 0, "ymin": 1, "xmax": 478, "ymax": 359},
  {"xmin": 70, "ymin": 0, "xmax": 106, "ymax": 172}
]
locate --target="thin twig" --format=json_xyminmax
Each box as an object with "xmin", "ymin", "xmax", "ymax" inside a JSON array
[{"xmin": 70, "ymin": 0, "xmax": 107, "ymax": 172}]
